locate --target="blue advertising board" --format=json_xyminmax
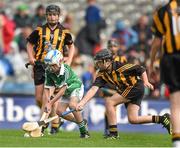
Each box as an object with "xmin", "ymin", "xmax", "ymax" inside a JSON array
[{"xmin": 0, "ymin": 96, "xmax": 170, "ymax": 133}]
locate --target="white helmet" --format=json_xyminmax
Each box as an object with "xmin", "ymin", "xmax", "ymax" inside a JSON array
[{"xmin": 44, "ymin": 50, "xmax": 63, "ymax": 66}]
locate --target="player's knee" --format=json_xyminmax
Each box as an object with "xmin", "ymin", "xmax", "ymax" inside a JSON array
[
  {"xmin": 128, "ymin": 116, "xmax": 139, "ymax": 124},
  {"xmin": 35, "ymin": 94, "xmax": 43, "ymax": 103},
  {"xmin": 104, "ymin": 97, "xmax": 110, "ymax": 102},
  {"xmin": 56, "ymin": 108, "xmax": 63, "ymax": 115},
  {"xmin": 105, "ymin": 102, "xmax": 109, "ymax": 110},
  {"xmin": 69, "ymin": 102, "xmax": 76, "ymax": 109},
  {"xmin": 105, "ymin": 99, "xmax": 113, "ymax": 107},
  {"xmin": 35, "ymin": 98, "xmax": 42, "ymax": 108}
]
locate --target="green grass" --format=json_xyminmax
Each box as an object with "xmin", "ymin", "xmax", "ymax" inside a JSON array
[{"xmin": 0, "ymin": 130, "xmax": 171, "ymax": 147}]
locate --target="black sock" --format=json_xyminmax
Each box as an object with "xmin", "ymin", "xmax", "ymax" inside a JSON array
[
  {"xmin": 172, "ymin": 133, "xmax": 180, "ymax": 142},
  {"xmin": 109, "ymin": 125, "xmax": 118, "ymax": 137},
  {"xmin": 152, "ymin": 115, "xmax": 161, "ymax": 123},
  {"xmin": 51, "ymin": 122, "xmax": 59, "ymax": 129}
]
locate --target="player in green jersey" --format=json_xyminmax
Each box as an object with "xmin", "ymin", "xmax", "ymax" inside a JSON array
[{"xmin": 43, "ymin": 49, "xmax": 89, "ymax": 138}]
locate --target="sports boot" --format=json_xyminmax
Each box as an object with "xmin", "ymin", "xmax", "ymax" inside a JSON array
[{"xmin": 160, "ymin": 113, "xmax": 172, "ymax": 135}]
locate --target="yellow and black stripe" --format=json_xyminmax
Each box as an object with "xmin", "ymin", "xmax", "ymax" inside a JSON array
[
  {"xmin": 35, "ymin": 25, "xmax": 71, "ymax": 61},
  {"xmin": 172, "ymin": 133, "xmax": 180, "ymax": 141},
  {"xmin": 96, "ymin": 62, "xmax": 144, "ymax": 97},
  {"xmin": 99, "ymin": 53, "xmax": 127, "ymax": 95},
  {"xmin": 151, "ymin": 0, "xmax": 180, "ymax": 54},
  {"xmin": 114, "ymin": 55, "xmax": 127, "ymax": 63}
]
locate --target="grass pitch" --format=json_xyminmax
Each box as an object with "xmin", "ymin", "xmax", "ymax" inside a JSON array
[{"xmin": 0, "ymin": 129, "xmax": 171, "ymax": 147}]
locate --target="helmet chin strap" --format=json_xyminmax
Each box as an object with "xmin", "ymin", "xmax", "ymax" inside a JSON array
[{"xmin": 100, "ymin": 60, "xmax": 112, "ymax": 72}]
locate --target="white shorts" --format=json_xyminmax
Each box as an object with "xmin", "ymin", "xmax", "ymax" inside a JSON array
[{"xmin": 60, "ymin": 84, "xmax": 84, "ymax": 104}]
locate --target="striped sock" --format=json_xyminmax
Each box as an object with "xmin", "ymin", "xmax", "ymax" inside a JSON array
[
  {"xmin": 51, "ymin": 122, "xmax": 59, "ymax": 128},
  {"xmin": 78, "ymin": 120, "xmax": 86, "ymax": 134},
  {"xmin": 152, "ymin": 115, "xmax": 160, "ymax": 123},
  {"xmin": 172, "ymin": 133, "xmax": 180, "ymax": 148},
  {"xmin": 109, "ymin": 125, "xmax": 118, "ymax": 137}
]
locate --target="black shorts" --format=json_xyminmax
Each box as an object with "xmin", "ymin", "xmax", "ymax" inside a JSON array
[
  {"xmin": 123, "ymin": 80, "xmax": 144, "ymax": 107},
  {"xmin": 33, "ymin": 62, "xmax": 45, "ymax": 85},
  {"xmin": 101, "ymin": 83, "xmax": 117, "ymax": 97},
  {"xmin": 160, "ymin": 54, "xmax": 180, "ymax": 93}
]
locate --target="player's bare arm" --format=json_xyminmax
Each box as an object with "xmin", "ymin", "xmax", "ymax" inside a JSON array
[
  {"xmin": 76, "ymin": 86, "xmax": 99, "ymax": 111},
  {"xmin": 26, "ymin": 42, "xmax": 36, "ymax": 65},
  {"xmin": 45, "ymin": 85, "xmax": 67, "ymax": 112},
  {"xmin": 50, "ymin": 85, "xmax": 67, "ymax": 105},
  {"xmin": 65, "ymin": 44, "xmax": 75, "ymax": 66},
  {"xmin": 141, "ymin": 71, "xmax": 154, "ymax": 90},
  {"xmin": 150, "ymin": 37, "xmax": 162, "ymax": 72},
  {"xmin": 44, "ymin": 87, "xmax": 56, "ymax": 103}
]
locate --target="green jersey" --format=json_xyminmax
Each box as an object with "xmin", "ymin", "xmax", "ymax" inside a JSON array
[{"xmin": 45, "ymin": 64, "xmax": 83, "ymax": 97}]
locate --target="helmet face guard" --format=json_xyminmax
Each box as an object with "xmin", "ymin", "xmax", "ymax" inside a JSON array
[
  {"xmin": 46, "ymin": 5, "xmax": 60, "ymax": 26},
  {"xmin": 94, "ymin": 49, "xmax": 113, "ymax": 71},
  {"xmin": 94, "ymin": 59, "xmax": 112, "ymax": 72},
  {"xmin": 45, "ymin": 64, "xmax": 58, "ymax": 73}
]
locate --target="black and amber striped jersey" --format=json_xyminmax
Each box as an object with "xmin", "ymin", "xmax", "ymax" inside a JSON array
[
  {"xmin": 114, "ymin": 55, "xmax": 127, "ymax": 63},
  {"xmin": 27, "ymin": 23, "xmax": 73, "ymax": 61},
  {"xmin": 93, "ymin": 61, "xmax": 145, "ymax": 97},
  {"xmin": 99, "ymin": 54, "xmax": 127, "ymax": 91},
  {"xmin": 151, "ymin": 0, "xmax": 180, "ymax": 54}
]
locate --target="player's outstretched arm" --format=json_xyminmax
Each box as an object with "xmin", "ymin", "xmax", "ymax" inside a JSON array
[{"xmin": 76, "ymin": 86, "xmax": 99, "ymax": 111}]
